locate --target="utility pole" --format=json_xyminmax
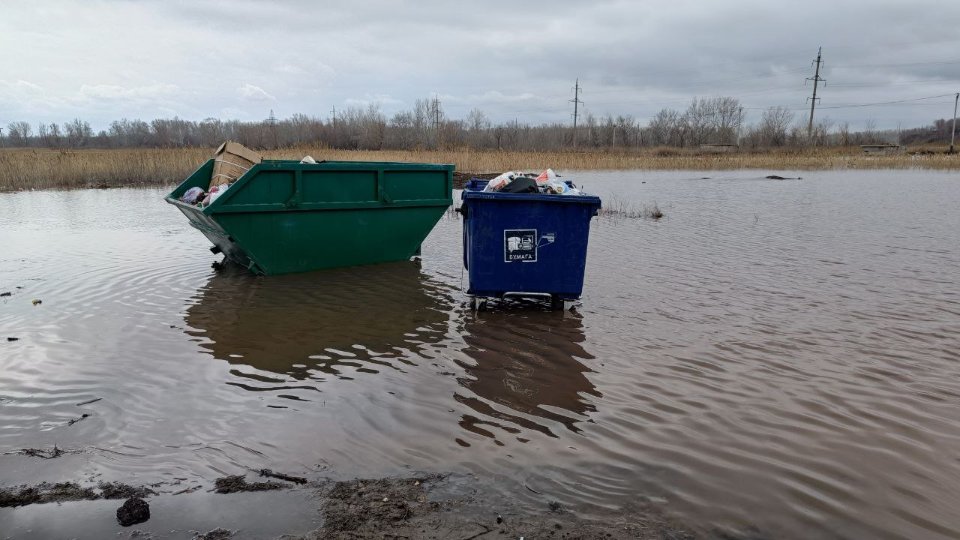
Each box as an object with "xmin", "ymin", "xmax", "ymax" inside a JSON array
[
  {"xmin": 951, "ymin": 92, "xmax": 958, "ymax": 154},
  {"xmin": 806, "ymin": 47, "xmax": 826, "ymax": 139},
  {"xmin": 433, "ymin": 95, "xmax": 442, "ymax": 148},
  {"xmin": 738, "ymin": 106, "xmax": 744, "ymax": 145},
  {"xmin": 331, "ymin": 106, "xmax": 337, "ymax": 130},
  {"xmin": 570, "ymin": 79, "xmax": 583, "ymax": 149},
  {"xmin": 268, "ymin": 109, "xmax": 278, "ymax": 148}
]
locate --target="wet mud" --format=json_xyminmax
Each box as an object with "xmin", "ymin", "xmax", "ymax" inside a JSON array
[
  {"xmin": 194, "ymin": 528, "xmax": 234, "ymax": 540},
  {"xmin": 0, "ymin": 481, "xmax": 157, "ymax": 507},
  {"xmin": 213, "ymin": 475, "xmax": 287, "ymax": 494},
  {"xmin": 0, "ymin": 474, "xmax": 736, "ymax": 538},
  {"xmin": 303, "ymin": 474, "xmax": 711, "ymax": 539},
  {"xmin": 116, "ymin": 496, "xmax": 151, "ymax": 526}
]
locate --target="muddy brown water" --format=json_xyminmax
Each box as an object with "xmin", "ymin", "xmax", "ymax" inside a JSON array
[{"xmin": 1, "ymin": 169, "xmax": 959, "ymax": 539}]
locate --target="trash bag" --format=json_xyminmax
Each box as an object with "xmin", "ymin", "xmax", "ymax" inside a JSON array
[
  {"xmin": 543, "ymin": 180, "xmax": 569, "ymax": 195},
  {"xmin": 484, "ymin": 171, "xmax": 529, "ymax": 192},
  {"xmin": 535, "ymin": 168, "xmax": 559, "ymax": 186},
  {"xmin": 501, "ymin": 176, "xmax": 538, "ymax": 193},
  {"xmin": 180, "ymin": 186, "xmax": 205, "ymax": 204},
  {"xmin": 207, "ymin": 183, "xmax": 231, "ymax": 205},
  {"xmin": 200, "ymin": 183, "xmax": 232, "ymax": 206}
]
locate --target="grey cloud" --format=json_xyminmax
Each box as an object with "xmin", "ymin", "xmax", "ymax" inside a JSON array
[{"xmin": 0, "ymin": 0, "xmax": 958, "ymax": 130}]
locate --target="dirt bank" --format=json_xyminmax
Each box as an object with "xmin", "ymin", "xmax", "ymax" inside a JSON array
[
  {"xmin": 0, "ymin": 474, "xmax": 764, "ymax": 538},
  {"xmin": 299, "ymin": 474, "xmax": 739, "ymax": 540},
  {"xmin": 0, "ymin": 482, "xmax": 155, "ymax": 507}
]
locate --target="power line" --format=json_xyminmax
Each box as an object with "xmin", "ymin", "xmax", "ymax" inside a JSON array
[
  {"xmin": 830, "ymin": 58, "xmax": 960, "ymax": 69},
  {"xmin": 828, "ymin": 79, "xmax": 960, "ymax": 88},
  {"xmin": 740, "ymin": 93, "xmax": 956, "ymax": 112},
  {"xmin": 818, "ymin": 93, "xmax": 955, "ymax": 109}
]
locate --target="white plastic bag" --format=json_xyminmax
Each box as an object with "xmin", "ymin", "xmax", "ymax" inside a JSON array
[
  {"xmin": 544, "ymin": 181, "xmax": 568, "ymax": 194},
  {"xmin": 535, "ymin": 168, "xmax": 558, "ymax": 186},
  {"xmin": 207, "ymin": 182, "xmax": 231, "ymax": 205},
  {"xmin": 483, "ymin": 171, "xmax": 521, "ymax": 192}
]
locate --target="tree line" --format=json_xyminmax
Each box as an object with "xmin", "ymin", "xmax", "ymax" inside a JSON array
[{"xmin": 2, "ymin": 96, "xmax": 951, "ymax": 151}]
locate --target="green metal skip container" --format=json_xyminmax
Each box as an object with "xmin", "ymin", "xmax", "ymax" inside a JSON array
[{"xmin": 165, "ymin": 159, "xmax": 454, "ymax": 275}]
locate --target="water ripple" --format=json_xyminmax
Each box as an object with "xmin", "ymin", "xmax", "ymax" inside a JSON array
[{"xmin": 1, "ymin": 172, "xmax": 959, "ymax": 539}]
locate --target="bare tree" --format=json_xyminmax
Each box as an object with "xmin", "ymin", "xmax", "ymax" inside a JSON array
[
  {"xmin": 7, "ymin": 121, "xmax": 32, "ymax": 147},
  {"xmin": 759, "ymin": 106, "xmax": 794, "ymax": 146},
  {"xmin": 648, "ymin": 108, "xmax": 681, "ymax": 146},
  {"xmin": 683, "ymin": 98, "xmax": 711, "ymax": 146},
  {"xmin": 707, "ymin": 97, "xmax": 742, "ymax": 144},
  {"xmin": 64, "ymin": 118, "xmax": 93, "ymax": 147},
  {"xmin": 838, "ymin": 122, "xmax": 850, "ymax": 146}
]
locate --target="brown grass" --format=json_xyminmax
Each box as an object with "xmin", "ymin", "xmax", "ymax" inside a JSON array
[
  {"xmin": 0, "ymin": 146, "xmax": 957, "ymax": 192},
  {"xmin": 598, "ymin": 197, "xmax": 664, "ymax": 220}
]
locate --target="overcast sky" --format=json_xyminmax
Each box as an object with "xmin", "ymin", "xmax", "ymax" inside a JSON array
[{"xmin": 2, "ymin": 0, "xmax": 959, "ymax": 132}]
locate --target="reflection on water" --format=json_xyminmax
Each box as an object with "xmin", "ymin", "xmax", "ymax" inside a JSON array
[
  {"xmin": 455, "ymin": 302, "xmax": 599, "ymax": 442},
  {"xmin": 185, "ymin": 262, "xmax": 452, "ymax": 383}
]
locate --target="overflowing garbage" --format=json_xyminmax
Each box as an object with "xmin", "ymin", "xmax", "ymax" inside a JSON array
[
  {"xmin": 179, "ymin": 141, "xmax": 262, "ymax": 208},
  {"xmin": 481, "ymin": 168, "xmax": 583, "ymax": 196}
]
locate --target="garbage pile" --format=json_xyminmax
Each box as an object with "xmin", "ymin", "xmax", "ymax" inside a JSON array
[
  {"xmin": 482, "ymin": 168, "xmax": 583, "ymax": 195},
  {"xmin": 179, "ymin": 141, "xmax": 262, "ymax": 208}
]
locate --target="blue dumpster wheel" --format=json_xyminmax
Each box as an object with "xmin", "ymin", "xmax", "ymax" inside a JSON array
[{"xmin": 469, "ymin": 296, "xmax": 485, "ymax": 311}]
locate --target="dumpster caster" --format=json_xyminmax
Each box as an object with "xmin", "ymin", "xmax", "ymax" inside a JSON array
[
  {"xmin": 211, "ymin": 259, "xmax": 225, "ymax": 271},
  {"xmin": 469, "ymin": 297, "xmax": 488, "ymax": 312},
  {"xmin": 209, "ymin": 245, "xmax": 222, "ymax": 255},
  {"xmin": 550, "ymin": 296, "xmax": 565, "ymax": 311}
]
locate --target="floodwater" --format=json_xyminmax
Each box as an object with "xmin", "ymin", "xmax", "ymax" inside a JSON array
[{"xmin": 1, "ymin": 169, "xmax": 959, "ymax": 539}]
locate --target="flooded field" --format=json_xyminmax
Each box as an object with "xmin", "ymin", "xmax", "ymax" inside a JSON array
[{"xmin": 1, "ymin": 169, "xmax": 959, "ymax": 539}]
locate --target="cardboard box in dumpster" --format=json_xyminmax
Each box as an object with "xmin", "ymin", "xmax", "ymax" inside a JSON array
[{"xmin": 210, "ymin": 141, "xmax": 262, "ymax": 189}]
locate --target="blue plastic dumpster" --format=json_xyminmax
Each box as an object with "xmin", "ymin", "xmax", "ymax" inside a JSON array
[{"xmin": 460, "ymin": 179, "xmax": 602, "ymax": 308}]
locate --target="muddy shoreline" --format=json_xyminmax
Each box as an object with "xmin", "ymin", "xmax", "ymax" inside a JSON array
[{"xmin": 0, "ymin": 473, "xmax": 764, "ymax": 539}]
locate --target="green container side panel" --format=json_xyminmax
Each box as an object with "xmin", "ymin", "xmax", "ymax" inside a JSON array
[
  {"xmin": 301, "ymin": 171, "xmax": 378, "ymax": 204},
  {"xmin": 217, "ymin": 206, "xmax": 447, "ymax": 275},
  {"xmin": 165, "ymin": 159, "xmax": 453, "ymax": 275},
  {"xmin": 225, "ymin": 170, "xmax": 295, "ymax": 206},
  {"xmin": 383, "ymin": 170, "xmax": 450, "ymax": 201}
]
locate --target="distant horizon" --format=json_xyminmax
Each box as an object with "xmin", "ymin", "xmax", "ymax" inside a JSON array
[{"xmin": 2, "ymin": 99, "xmax": 955, "ymax": 138}]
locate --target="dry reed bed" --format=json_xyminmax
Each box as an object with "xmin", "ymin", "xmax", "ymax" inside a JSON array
[{"xmin": 0, "ymin": 147, "xmax": 957, "ymax": 192}]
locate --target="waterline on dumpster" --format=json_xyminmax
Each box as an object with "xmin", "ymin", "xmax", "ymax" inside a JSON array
[{"xmin": 2, "ymin": 170, "xmax": 960, "ymax": 539}]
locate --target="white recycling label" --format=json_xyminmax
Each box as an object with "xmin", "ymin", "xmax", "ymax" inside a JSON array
[{"xmin": 504, "ymin": 229, "xmax": 537, "ymax": 262}]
